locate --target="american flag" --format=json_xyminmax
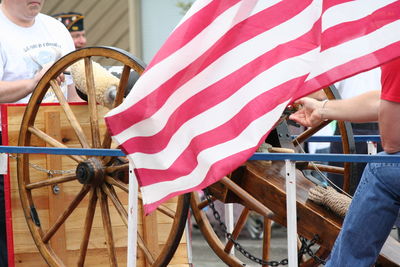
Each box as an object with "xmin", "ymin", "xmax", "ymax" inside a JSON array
[{"xmin": 105, "ymin": 0, "xmax": 400, "ymax": 214}]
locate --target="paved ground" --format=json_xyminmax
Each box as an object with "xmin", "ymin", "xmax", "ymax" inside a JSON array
[
  {"xmin": 190, "ymin": 223, "xmax": 288, "ymax": 267},
  {"xmin": 189, "ymin": 222, "xmax": 400, "ymax": 267}
]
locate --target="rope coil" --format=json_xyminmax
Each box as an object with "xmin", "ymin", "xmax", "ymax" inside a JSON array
[{"xmin": 308, "ymin": 186, "xmax": 351, "ymax": 217}]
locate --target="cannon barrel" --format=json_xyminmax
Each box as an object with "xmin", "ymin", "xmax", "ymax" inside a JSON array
[{"xmin": 71, "ymin": 61, "xmax": 139, "ymax": 107}]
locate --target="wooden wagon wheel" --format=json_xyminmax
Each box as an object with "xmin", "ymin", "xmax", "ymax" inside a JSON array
[
  {"xmin": 17, "ymin": 47, "xmax": 190, "ymax": 267},
  {"xmin": 190, "ymin": 86, "xmax": 357, "ymax": 266}
]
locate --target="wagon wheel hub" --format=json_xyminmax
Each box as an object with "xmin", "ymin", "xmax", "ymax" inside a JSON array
[{"xmin": 76, "ymin": 157, "xmax": 105, "ymax": 185}]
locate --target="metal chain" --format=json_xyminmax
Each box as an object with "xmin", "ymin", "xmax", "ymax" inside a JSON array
[
  {"xmin": 8, "ymin": 154, "xmax": 75, "ymax": 176},
  {"xmin": 204, "ymin": 189, "xmax": 288, "ymax": 266},
  {"xmin": 298, "ymin": 236, "xmax": 327, "ymax": 265}
]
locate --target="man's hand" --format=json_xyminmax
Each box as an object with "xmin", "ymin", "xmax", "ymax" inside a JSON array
[
  {"xmin": 32, "ymin": 63, "xmax": 65, "ymax": 87},
  {"xmin": 289, "ymin": 97, "xmax": 325, "ymax": 127}
]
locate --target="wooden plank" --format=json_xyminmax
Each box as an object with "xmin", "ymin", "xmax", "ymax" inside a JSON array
[
  {"xmin": 4, "ymin": 103, "xmax": 189, "ymax": 266},
  {"xmin": 45, "ymin": 111, "xmax": 68, "ymax": 261}
]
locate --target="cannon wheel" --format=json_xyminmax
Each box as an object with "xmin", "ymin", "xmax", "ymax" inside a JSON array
[
  {"xmin": 17, "ymin": 47, "xmax": 190, "ymax": 267},
  {"xmin": 190, "ymin": 87, "xmax": 357, "ymax": 266}
]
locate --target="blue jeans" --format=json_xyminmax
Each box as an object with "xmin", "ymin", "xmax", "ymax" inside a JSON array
[{"xmin": 326, "ymin": 152, "xmax": 400, "ymax": 267}]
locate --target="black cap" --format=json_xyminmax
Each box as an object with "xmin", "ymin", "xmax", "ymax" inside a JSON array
[{"xmin": 52, "ymin": 12, "xmax": 84, "ymax": 32}]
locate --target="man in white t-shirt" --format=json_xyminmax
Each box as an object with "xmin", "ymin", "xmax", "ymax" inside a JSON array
[
  {"xmin": 0, "ymin": 0, "xmax": 81, "ymax": 265},
  {"xmin": 0, "ymin": 0, "xmax": 82, "ymax": 103}
]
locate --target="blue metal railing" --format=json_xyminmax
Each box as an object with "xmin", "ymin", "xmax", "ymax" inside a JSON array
[
  {"xmin": 304, "ymin": 135, "xmax": 381, "ymax": 143},
  {"xmin": 1, "ymin": 135, "xmax": 398, "ymax": 163},
  {"xmin": 0, "ymin": 146, "xmax": 125, "ymax": 157}
]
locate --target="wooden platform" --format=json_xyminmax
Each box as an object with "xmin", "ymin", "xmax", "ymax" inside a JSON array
[{"xmin": 1, "ymin": 103, "xmax": 189, "ymax": 266}]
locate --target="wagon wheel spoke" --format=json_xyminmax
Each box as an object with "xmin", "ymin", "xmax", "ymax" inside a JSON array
[
  {"xmin": 262, "ymin": 218, "xmax": 272, "ymax": 266},
  {"xmin": 28, "ymin": 126, "xmax": 84, "ymax": 162},
  {"xmin": 101, "ymin": 135, "xmax": 113, "ymax": 165},
  {"xmin": 103, "ymin": 177, "xmax": 178, "ymax": 262},
  {"xmin": 84, "ymin": 58, "xmax": 101, "ymax": 148},
  {"xmin": 153, "ymin": 202, "xmax": 176, "ymax": 219},
  {"xmin": 137, "ymin": 233, "xmax": 156, "ymax": 265},
  {"xmin": 114, "ymin": 65, "xmax": 131, "ymax": 108},
  {"xmin": 105, "ymin": 175, "xmax": 128, "ymax": 193},
  {"xmin": 78, "ymin": 188, "xmax": 98, "ymax": 267},
  {"xmin": 102, "ymin": 65, "xmax": 131, "ymax": 161},
  {"xmin": 224, "ymin": 207, "xmax": 250, "ymax": 253},
  {"xmin": 43, "ymin": 186, "xmax": 90, "ymax": 243},
  {"xmin": 292, "ymin": 120, "xmax": 332, "ymax": 146},
  {"xmin": 102, "ymin": 184, "xmax": 128, "ymax": 226},
  {"xmin": 102, "ymin": 133, "xmax": 112, "ymax": 150},
  {"xmin": 97, "ymin": 187, "xmax": 118, "ymax": 266},
  {"xmin": 25, "ymin": 173, "xmax": 76, "ymax": 190},
  {"xmin": 220, "ymin": 177, "xmax": 273, "ymax": 218},
  {"xmin": 106, "ymin": 163, "xmax": 129, "ymax": 174},
  {"xmin": 49, "ymin": 80, "xmax": 91, "ymax": 149},
  {"xmin": 196, "ymin": 195, "xmax": 217, "ymax": 210},
  {"xmin": 103, "ymin": 174, "xmax": 176, "ymax": 219}
]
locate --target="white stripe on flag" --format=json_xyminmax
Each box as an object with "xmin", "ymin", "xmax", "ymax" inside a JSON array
[{"xmin": 322, "ymin": 0, "xmax": 398, "ymax": 31}]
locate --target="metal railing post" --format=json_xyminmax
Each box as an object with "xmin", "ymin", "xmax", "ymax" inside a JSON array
[
  {"xmin": 285, "ymin": 159, "xmax": 298, "ymax": 267},
  {"xmin": 127, "ymin": 160, "xmax": 138, "ymax": 267}
]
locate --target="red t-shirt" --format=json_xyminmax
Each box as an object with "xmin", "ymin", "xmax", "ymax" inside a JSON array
[{"xmin": 381, "ymin": 57, "xmax": 400, "ymax": 103}]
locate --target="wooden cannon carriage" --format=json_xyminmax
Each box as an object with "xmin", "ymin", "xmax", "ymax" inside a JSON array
[{"xmin": 3, "ymin": 46, "xmax": 400, "ymax": 266}]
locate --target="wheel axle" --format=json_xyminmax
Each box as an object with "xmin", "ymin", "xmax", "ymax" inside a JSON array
[{"xmin": 76, "ymin": 157, "xmax": 105, "ymax": 185}]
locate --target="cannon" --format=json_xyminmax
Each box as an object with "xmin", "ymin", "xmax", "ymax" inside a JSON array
[{"xmin": 3, "ymin": 46, "xmax": 400, "ymax": 266}]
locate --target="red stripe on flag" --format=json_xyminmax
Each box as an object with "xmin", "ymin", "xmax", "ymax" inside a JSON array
[
  {"xmin": 147, "ymin": 0, "xmax": 241, "ymax": 69},
  {"xmin": 106, "ymin": 0, "xmax": 315, "ymax": 135},
  {"xmin": 321, "ymin": 2, "xmax": 400, "ymax": 51}
]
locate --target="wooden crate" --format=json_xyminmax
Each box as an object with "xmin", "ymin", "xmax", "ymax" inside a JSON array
[{"xmin": 1, "ymin": 103, "xmax": 189, "ymax": 267}]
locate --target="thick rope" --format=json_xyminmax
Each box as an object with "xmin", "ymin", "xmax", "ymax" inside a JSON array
[
  {"xmin": 308, "ymin": 186, "xmax": 351, "ymax": 217},
  {"xmin": 257, "ymin": 142, "xmax": 351, "ymax": 217}
]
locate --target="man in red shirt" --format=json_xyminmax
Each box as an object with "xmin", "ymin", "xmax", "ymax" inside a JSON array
[{"xmin": 290, "ymin": 58, "xmax": 400, "ymax": 266}]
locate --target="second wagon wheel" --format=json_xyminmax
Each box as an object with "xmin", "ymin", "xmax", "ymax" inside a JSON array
[
  {"xmin": 17, "ymin": 47, "xmax": 190, "ymax": 267},
  {"xmin": 190, "ymin": 86, "xmax": 357, "ymax": 266}
]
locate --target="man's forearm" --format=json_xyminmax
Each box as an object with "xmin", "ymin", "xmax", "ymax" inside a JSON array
[
  {"xmin": 320, "ymin": 90, "xmax": 380, "ymax": 122},
  {"xmin": 0, "ymin": 79, "xmax": 36, "ymax": 103}
]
